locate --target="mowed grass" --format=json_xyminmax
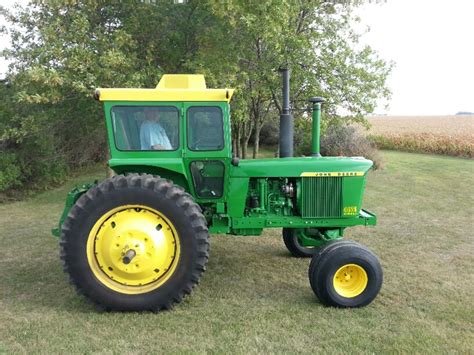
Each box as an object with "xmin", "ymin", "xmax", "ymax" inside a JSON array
[
  {"xmin": 0, "ymin": 151, "xmax": 473, "ymax": 353},
  {"xmin": 367, "ymin": 115, "xmax": 474, "ymax": 158}
]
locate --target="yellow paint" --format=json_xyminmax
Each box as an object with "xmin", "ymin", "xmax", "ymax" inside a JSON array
[
  {"xmin": 300, "ymin": 172, "xmax": 365, "ymax": 177},
  {"xmin": 156, "ymin": 74, "xmax": 206, "ymax": 89},
  {"xmin": 97, "ymin": 74, "xmax": 234, "ymax": 102},
  {"xmin": 86, "ymin": 205, "xmax": 180, "ymax": 295},
  {"xmin": 343, "ymin": 206, "xmax": 358, "ymax": 216},
  {"xmin": 333, "ymin": 263, "xmax": 368, "ymax": 298}
]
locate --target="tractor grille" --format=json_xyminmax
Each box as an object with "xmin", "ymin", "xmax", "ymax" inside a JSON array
[{"xmin": 301, "ymin": 177, "xmax": 342, "ymax": 218}]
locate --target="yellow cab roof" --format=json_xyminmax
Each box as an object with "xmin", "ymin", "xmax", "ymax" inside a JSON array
[{"xmin": 96, "ymin": 74, "xmax": 234, "ymax": 102}]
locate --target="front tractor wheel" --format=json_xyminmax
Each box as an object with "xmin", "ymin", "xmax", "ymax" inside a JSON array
[
  {"xmin": 282, "ymin": 228, "xmax": 321, "ymax": 258},
  {"xmin": 60, "ymin": 174, "xmax": 209, "ymax": 311},
  {"xmin": 308, "ymin": 241, "xmax": 382, "ymax": 307}
]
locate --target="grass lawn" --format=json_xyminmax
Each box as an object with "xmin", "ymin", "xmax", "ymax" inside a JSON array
[{"xmin": 0, "ymin": 151, "xmax": 473, "ymax": 353}]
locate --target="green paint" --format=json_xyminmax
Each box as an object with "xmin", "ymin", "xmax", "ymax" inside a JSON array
[
  {"xmin": 53, "ymin": 98, "xmax": 377, "ymax": 247},
  {"xmin": 311, "ymin": 102, "xmax": 321, "ymax": 156},
  {"xmin": 51, "ymin": 183, "xmax": 96, "ymax": 237},
  {"xmin": 296, "ymin": 228, "xmax": 343, "ymax": 247}
]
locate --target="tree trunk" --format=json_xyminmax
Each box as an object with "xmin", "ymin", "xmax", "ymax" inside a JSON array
[
  {"xmin": 240, "ymin": 119, "xmax": 254, "ymax": 159},
  {"xmin": 242, "ymin": 130, "xmax": 252, "ymax": 159},
  {"xmin": 252, "ymin": 124, "xmax": 262, "ymax": 159},
  {"xmin": 241, "ymin": 121, "xmax": 248, "ymax": 159},
  {"xmin": 232, "ymin": 135, "xmax": 237, "ymax": 157},
  {"xmin": 235, "ymin": 122, "xmax": 242, "ymax": 158},
  {"xmin": 105, "ymin": 148, "xmax": 115, "ymax": 178}
]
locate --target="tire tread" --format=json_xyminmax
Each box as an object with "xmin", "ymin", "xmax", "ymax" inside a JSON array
[{"xmin": 60, "ymin": 173, "xmax": 209, "ymax": 312}]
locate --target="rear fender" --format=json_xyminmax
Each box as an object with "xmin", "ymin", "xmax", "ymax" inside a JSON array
[
  {"xmin": 51, "ymin": 183, "xmax": 96, "ymax": 237},
  {"xmin": 111, "ymin": 165, "xmax": 191, "ymax": 193}
]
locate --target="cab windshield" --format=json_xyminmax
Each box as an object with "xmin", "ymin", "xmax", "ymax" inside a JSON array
[{"xmin": 187, "ymin": 106, "xmax": 224, "ymax": 151}]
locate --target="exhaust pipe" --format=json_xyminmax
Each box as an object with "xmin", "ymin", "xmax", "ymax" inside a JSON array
[
  {"xmin": 309, "ymin": 97, "xmax": 325, "ymax": 157},
  {"xmin": 279, "ymin": 68, "xmax": 293, "ymax": 158}
]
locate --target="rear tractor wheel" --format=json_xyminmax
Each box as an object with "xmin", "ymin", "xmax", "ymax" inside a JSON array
[
  {"xmin": 60, "ymin": 174, "xmax": 209, "ymax": 311},
  {"xmin": 308, "ymin": 240, "xmax": 383, "ymax": 307}
]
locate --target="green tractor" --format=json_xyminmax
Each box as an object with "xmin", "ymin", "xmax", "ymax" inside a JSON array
[{"xmin": 53, "ymin": 71, "xmax": 382, "ymax": 311}]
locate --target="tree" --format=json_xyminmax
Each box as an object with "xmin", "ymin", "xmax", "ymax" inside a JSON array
[
  {"xmin": 1, "ymin": 1, "xmax": 143, "ymax": 179},
  {"xmin": 0, "ymin": 0, "xmax": 391, "ymax": 192},
  {"xmin": 191, "ymin": 0, "xmax": 391, "ymax": 158}
]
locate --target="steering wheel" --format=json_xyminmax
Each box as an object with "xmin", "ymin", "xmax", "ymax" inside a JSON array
[{"xmin": 191, "ymin": 137, "xmax": 203, "ymax": 150}]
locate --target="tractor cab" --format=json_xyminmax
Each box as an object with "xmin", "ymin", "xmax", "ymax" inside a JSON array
[{"xmin": 96, "ymin": 74, "xmax": 233, "ymax": 201}]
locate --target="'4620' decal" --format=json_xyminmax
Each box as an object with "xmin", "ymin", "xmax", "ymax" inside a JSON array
[{"xmin": 343, "ymin": 206, "xmax": 358, "ymax": 216}]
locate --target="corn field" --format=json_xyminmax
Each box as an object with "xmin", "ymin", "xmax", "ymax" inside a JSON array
[{"xmin": 367, "ymin": 115, "xmax": 474, "ymax": 158}]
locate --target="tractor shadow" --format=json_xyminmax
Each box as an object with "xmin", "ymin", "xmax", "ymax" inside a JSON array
[
  {"xmin": 203, "ymin": 235, "xmax": 323, "ymax": 307},
  {"xmin": 3, "ymin": 252, "xmax": 99, "ymax": 313},
  {"xmin": 4, "ymin": 235, "xmax": 322, "ymax": 313}
]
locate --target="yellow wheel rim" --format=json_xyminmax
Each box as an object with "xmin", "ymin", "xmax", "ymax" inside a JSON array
[
  {"xmin": 86, "ymin": 205, "xmax": 180, "ymax": 295},
  {"xmin": 333, "ymin": 264, "xmax": 368, "ymax": 298}
]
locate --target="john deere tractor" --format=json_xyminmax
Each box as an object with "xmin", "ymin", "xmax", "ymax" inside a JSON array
[{"xmin": 53, "ymin": 71, "xmax": 382, "ymax": 311}]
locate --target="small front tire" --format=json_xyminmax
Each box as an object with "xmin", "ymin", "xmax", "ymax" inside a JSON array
[{"xmin": 308, "ymin": 241, "xmax": 382, "ymax": 307}]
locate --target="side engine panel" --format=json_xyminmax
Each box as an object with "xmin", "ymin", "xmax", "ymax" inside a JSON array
[
  {"xmin": 245, "ymin": 178, "xmax": 295, "ymax": 217},
  {"xmin": 243, "ymin": 175, "xmax": 367, "ymax": 219}
]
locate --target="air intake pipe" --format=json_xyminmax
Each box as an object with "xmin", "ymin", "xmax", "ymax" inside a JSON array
[
  {"xmin": 308, "ymin": 97, "xmax": 325, "ymax": 157},
  {"xmin": 279, "ymin": 68, "xmax": 293, "ymax": 158}
]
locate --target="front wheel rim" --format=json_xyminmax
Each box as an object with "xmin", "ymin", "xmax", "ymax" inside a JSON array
[
  {"xmin": 86, "ymin": 205, "xmax": 180, "ymax": 295},
  {"xmin": 333, "ymin": 263, "xmax": 368, "ymax": 298}
]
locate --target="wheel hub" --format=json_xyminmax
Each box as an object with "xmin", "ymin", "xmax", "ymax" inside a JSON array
[
  {"xmin": 333, "ymin": 263, "xmax": 368, "ymax": 298},
  {"xmin": 89, "ymin": 206, "xmax": 179, "ymax": 291},
  {"xmin": 122, "ymin": 249, "xmax": 137, "ymax": 264}
]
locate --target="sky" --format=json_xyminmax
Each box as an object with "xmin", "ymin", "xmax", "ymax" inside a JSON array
[
  {"xmin": 1, "ymin": 0, "xmax": 473, "ymax": 116},
  {"xmin": 354, "ymin": 0, "xmax": 474, "ymax": 115}
]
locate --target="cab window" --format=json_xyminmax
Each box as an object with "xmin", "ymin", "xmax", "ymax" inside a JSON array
[
  {"xmin": 190, "ymin": 160, "xmax": 225, "ymax": 198},
  {"xmin": 187, "ymin": 107, "xmax": 224, "ymax": 151},
  {"xmin": 111, "ymin": 106, "xmax": 179, "ymax": 151}
]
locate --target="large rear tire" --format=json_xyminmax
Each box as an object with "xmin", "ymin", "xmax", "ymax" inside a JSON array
[
  {"xmin": 308, "ymin": 240, "xmax": 382, "ymax": 307},
  {"xmin": 60, "ymin": 174, "xmax": 209, "ymax": 311}
]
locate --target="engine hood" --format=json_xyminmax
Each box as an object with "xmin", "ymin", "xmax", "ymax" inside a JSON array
[{"xmin": 230, "ymin": 156, "xmax": 373, "ymax": 178}]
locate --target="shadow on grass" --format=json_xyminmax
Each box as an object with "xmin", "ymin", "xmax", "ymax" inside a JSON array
[
  {"xmin": 4, "ymin": 231, "xmax": 322, "ymax": 314},
  {"xmin": 3, "ymin": 251, "xmax": 97, "ymax": 313}
]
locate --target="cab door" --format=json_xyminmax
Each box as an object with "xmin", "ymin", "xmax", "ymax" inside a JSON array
[{"xmin": 182, "ymin": 102, "xmax": 231, "ymax": 203}]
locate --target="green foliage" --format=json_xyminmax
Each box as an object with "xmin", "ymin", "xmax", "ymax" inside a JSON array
[
  {"xmin": 191, "ymin": 0, "xmax": 392, "ymax": 157},
  {"xmin": 0, "ymin": 0, "xmax": 392, "ymax": 192},
  {"xmin": 259, "ymin": 118, "xmax": 280, "ymax": 146},
  {"xmin": 0, "ymin": 152, "xmax": 21, "ymax": 191},
  {"xmin": 0, "ymin": 1, "xmax": 141, "ymax": 193}
]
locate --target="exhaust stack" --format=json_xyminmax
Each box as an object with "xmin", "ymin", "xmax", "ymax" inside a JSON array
[{"xmin": 279, "ymin": 68, "xmax": 293, "ymax": 158}]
